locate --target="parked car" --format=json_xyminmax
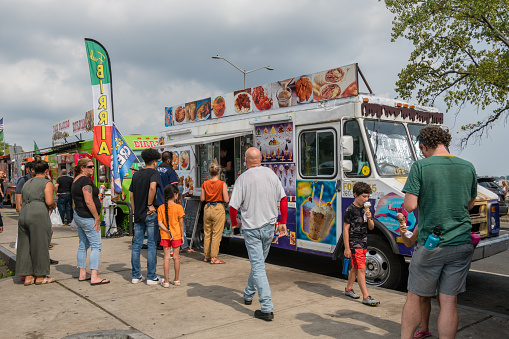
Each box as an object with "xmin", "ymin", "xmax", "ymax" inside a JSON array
[{"xmin": 478, "ymin": 177, "xmax": 508, "ymax": 216}]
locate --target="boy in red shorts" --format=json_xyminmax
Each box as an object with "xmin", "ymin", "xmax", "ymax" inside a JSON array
[{"xmin": 343, "ymin": 181, "xmax": 380, "ymax": 306}]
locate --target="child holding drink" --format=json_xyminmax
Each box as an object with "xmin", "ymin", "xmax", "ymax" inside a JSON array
[
  {"xmin": 157, "ymin": 184, "xmax": 185, "ymax": 287},
  {"xmin": 399, "ymin": 217, "xmax": 434, "ymax": 339},
  {"xmin": 343, "ymin": 182, "xmax": 380, "ymax": 306}
]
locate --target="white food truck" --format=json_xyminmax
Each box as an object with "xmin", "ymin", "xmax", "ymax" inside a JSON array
[{"xmin": 157, "ymin": 63, "xmax": 509, "ymax": 289}]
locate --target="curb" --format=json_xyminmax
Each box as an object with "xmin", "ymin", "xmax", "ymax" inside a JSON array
[{"xmin": 0, "ymin": 244, "xmax": 15, "ymax": 271}]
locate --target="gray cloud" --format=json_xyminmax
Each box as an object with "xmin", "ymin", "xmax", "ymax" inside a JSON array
[{"xmin": 0, "ymin": 0, "xmax": 503, "ymax": 175}]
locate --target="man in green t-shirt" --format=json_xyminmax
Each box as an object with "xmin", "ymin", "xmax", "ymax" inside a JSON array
[{"xmin": 401, "ymin": 126, "xmax": 477, "ymax": 339}]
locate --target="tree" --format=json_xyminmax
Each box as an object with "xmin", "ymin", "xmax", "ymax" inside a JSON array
[
  {"xmin": 0, "ymin": 142, "xmax": 23, "ymax": 156},
  {"xmin": 384, "ymin": 0, "xmax": 509, "ymax": 146}
]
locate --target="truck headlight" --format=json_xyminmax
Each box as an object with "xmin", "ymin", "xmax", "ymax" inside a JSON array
[{"xmin": 491, "ymin": 216, "xmax": 496, "ymax": 229}]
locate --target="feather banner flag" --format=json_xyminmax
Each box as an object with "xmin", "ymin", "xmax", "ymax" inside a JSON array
[
  {"xmin": 85, "ymin": 38, "xmax": 113, "ymax": 167},
  {"xmin": 111, "ymin": 125, "xmax": 137, "ymax": 195}
]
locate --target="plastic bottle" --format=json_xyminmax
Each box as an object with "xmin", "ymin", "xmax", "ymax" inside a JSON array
[
  {"xmin": 342, "ymin": 257, "xmax": 351, "ymax": 275},
  {"xmin": 99, "ymin": 184, "xmax": 105, "ymax": 201},
  {"xmin": 424, "ymin": 227, "xmax": 441, "ymax": 249}
]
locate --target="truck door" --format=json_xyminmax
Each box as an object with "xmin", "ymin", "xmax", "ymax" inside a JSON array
[
  {"xmin": 339, "ymin": 117, "xmax": 374, "ymax": 242},
  {"xmin": 295, "ymin": 124, "xmax": 339, "ymax": 254}
]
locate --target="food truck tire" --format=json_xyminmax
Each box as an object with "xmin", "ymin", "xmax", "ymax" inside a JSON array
[
  {"xmin": 219, "ymin": 237, "xmax": 230, "ymax": 251},
  {"xmin": 365, "ymin": 234, "xmax": 404, "ymax": 289},
  {"xmin": 192, "ymin": 224, "xmax": 205, "ymax": 249}
]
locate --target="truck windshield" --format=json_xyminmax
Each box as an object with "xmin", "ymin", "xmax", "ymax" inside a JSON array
[
  {"xmin": 364, "ymin": 120, "xmax": 415, "ymax": 176},
  {"xmin": 407, "ymin": 123, "xmax": 425, "ymax": 159}
]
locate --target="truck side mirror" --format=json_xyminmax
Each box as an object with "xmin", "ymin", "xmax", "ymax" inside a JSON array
[
  {"xmin": 341, "ymin": 135, "xmax": 354, "ymax": 157},
  {"xmin": 343, "ymin": 160, "xmax": 353, "ymax": 172},
  {"xmin": 341, "ymin": 135, "xmax": 354, "ymax": 173}
]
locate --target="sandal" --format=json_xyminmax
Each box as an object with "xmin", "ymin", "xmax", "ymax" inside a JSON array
[
  {"xmin": 181, "ymin": 248, "xmax": 195, "ymax": 253},
  {"xmin": 413, "ymin": 330, "xmax": 432, "ymax": 339},
  {"xmin": 172, "ymin": 280, "xmax": 181, "ymax": 286},
  {"xmin": 78, "ymin": 275, "xmax": 91, "ymax": 282},
  {"xmin": 203, "ymin": 257, "xmax": 211, "ymax": 262},
  {"xmin": 91, "ymin": 278, "xmax": 110, "ymax": 286},
  {"xmin": 210, "ymin": 259, "xmax": 226, "ymax": 264},
  {"xmin": 35, "ymin": 276, "xmax": 56, "ymax": 285},
  {"xmin": 48, "ymin": 244, "xmax": 53, "ymax": 249},
  {"xmin": 24, "ymin": 276, "xmax": 35, "ymax": 286}
]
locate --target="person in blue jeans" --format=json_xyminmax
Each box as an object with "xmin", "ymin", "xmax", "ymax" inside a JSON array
[
  {"xmin": 178, "ymin": 177, "xmax": 194, "ymax": 253},
  {"xmin": 55, "ymin": 169, "xmax": 74, "ymax": 225},
  {"xmin": 229, "ymin": 147, "xmax": 288, "ymax": 321},
  {"xmin": 130, "ymin": 148, "xmax": 162, "ymax": 285},
  {"xmin": 71, "ymin": 158, "xmax": 109, "ymax": 285}
]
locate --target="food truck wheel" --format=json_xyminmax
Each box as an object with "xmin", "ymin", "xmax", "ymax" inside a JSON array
[
  {"xmin": 365, "ymin": 234, "xmax": 404, "ymax": 289},
  {"xmin": 192, "ymin": 224, "xmax": 205, "ymax": 249},
  {"xmin": 219, "ymin": 237, "xmax": 230, "ymax": 251}
]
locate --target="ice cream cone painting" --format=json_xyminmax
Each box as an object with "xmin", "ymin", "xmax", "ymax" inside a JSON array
[
  {"xmin": 373, "ymin": 192, "xmax": 417, "ymax": 234},
  {"xmin": 297, "ymin": 180, "xmax": 337, "ymax": 244}
]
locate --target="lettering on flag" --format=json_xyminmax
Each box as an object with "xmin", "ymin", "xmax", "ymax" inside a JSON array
[{"xmin": 111, "ymin": 126, "xmax": 137, "ymax": 194}]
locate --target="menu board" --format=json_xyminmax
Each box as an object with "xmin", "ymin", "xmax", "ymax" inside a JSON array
[
  {"xmin": 166, "ymin": 146, "xmax": 196, "ymax": 195},
  {"xmin": 183, "ymin": 198, "xmax": 201, "ymax": 238},
  {"xmin": 255, "ymin": 122, "xmax": 293, "ymax": 163},
  {"xmin": 255, "ymin": 122, "xmax": 295, "ymax": 200}
]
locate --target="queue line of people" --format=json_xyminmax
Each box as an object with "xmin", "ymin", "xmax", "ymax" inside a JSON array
[{"xmin": 12, "ymin": 126, "xmax": 478, "ymax": 335}]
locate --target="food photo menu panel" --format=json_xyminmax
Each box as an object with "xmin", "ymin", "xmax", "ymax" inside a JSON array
[
  {"xmin": 165, "ymin": 63, "xmax": 358, "ymax": 127},
  {"xmin": 255, "ymin": 122, "xmax": 295, "ymax": 200}
]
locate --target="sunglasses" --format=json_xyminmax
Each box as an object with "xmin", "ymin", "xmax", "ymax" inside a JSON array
[{"xmin": 86, "ymin": 165, "xmax": 95, "ymax": 169}]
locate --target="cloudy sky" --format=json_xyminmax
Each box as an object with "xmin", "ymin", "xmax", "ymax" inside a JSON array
[{"xmin": 0, "ymin": 0, "xmax": 505, "ymax": 176}]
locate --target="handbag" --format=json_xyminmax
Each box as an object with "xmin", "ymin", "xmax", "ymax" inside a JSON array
[
  {"xmin": 50, "ymin": 208, "xmax": 63, "ymax": 225},
  {"xmin": 70, "ymin": 219, "xmax": 78, "ymax": 229}
]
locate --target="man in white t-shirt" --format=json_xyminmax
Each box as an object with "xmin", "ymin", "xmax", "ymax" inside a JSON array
[{"xmin": 229, "ymin": 147, "xmax": 288, "ymax": 321}]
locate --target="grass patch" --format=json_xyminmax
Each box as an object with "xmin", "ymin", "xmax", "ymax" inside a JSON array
[{"xmin": 0, "ymin": 258, "xmax": 15, "ymax": 279}]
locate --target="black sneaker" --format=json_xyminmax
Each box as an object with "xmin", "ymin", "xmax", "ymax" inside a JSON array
[
  {"xmin": 254, "ymin": 310, "xmax": 274, "ymax": 321},
  {"xmin": 244, "ymin": 298, "xmax": 252, "ymax": 305},
  {"xmin": 50, "ymin": 259, "xmax": 59, "ymax": 265}
]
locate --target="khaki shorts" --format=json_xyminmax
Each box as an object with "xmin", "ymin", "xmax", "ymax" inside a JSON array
[{"xmin": 408, "ymin": 242, "xmax": 474, "ymax": 297}]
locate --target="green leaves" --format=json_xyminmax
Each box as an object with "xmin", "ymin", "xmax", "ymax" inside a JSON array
[{"xmin": 383, "ymin": 0, "xmax": 509, "ymax": 145}]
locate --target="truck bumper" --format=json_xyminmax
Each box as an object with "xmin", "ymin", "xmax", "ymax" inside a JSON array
[{"xmin": 472, "ymin": 234, "xmax": 509, "ymax": 262}]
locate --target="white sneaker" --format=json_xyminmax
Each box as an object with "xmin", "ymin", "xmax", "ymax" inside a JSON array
[
  {"xmin": 146, "ymin": 276, "xmax": 162, "ymax": 285},
  {"xmin": 131, "ymin": 275, "xmax": 146, "ymax": 284}
]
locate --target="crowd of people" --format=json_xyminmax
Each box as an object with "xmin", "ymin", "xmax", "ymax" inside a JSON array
[{"xmin": 9, "ymin": 126, "xmax": 478, "ymax": 336}]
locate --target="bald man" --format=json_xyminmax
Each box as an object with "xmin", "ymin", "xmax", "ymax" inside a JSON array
[{"xmin": 229, "ymin": 147, "xmax": 288, "ymax": 321}]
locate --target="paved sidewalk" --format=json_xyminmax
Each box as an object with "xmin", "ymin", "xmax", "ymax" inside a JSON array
[{"xmin": 0, "ymin": 207, "xmax": 507, "ymax": 338}]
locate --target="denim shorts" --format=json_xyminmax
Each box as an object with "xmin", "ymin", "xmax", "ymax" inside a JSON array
[{"xmin": 408, "ymin": 242, "xmax": 474, "ymax": 296}]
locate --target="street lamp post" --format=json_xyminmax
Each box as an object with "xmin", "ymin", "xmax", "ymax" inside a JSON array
[{"xmin": 212, "ymin": 55, "xmax": 273, "ymax": 89}]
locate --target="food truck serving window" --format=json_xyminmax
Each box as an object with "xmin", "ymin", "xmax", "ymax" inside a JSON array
[
  {"xmin": 197, "ymin": 134, "xmax": 253, "ymax": 189},
  {"xmin": 299, "ymin": 129, "xmax": 336, "ymax": 178}
]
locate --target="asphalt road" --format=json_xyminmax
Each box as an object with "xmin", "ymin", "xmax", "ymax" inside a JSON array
[{"xmin": 221, "ymin": 223, "xmax": 509, "ymax": 317}]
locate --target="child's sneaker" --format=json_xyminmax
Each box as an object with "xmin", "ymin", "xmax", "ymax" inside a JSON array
[
  {"xmin": 362, "ymin": 296, "xmax": 380, "ymax": 306},
  {"xmin": 345, "ymin": 288, "xmax": 360, "ymax": 299},
  {"xmin": 172, "ymin": 280, "xmax": 181, "ymax": 286},
  {"xmin": 161, "ymin": 281, "xmax": 171, "ymax": 288}
]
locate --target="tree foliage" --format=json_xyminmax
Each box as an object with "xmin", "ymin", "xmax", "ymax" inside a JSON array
[
  {"xmin": 384, "ymin": 0, "xmax": 509, "ymax": 146},
  {"xmin": 0, "ymin": 142, "xmax": 23, "ymax": 156}
]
